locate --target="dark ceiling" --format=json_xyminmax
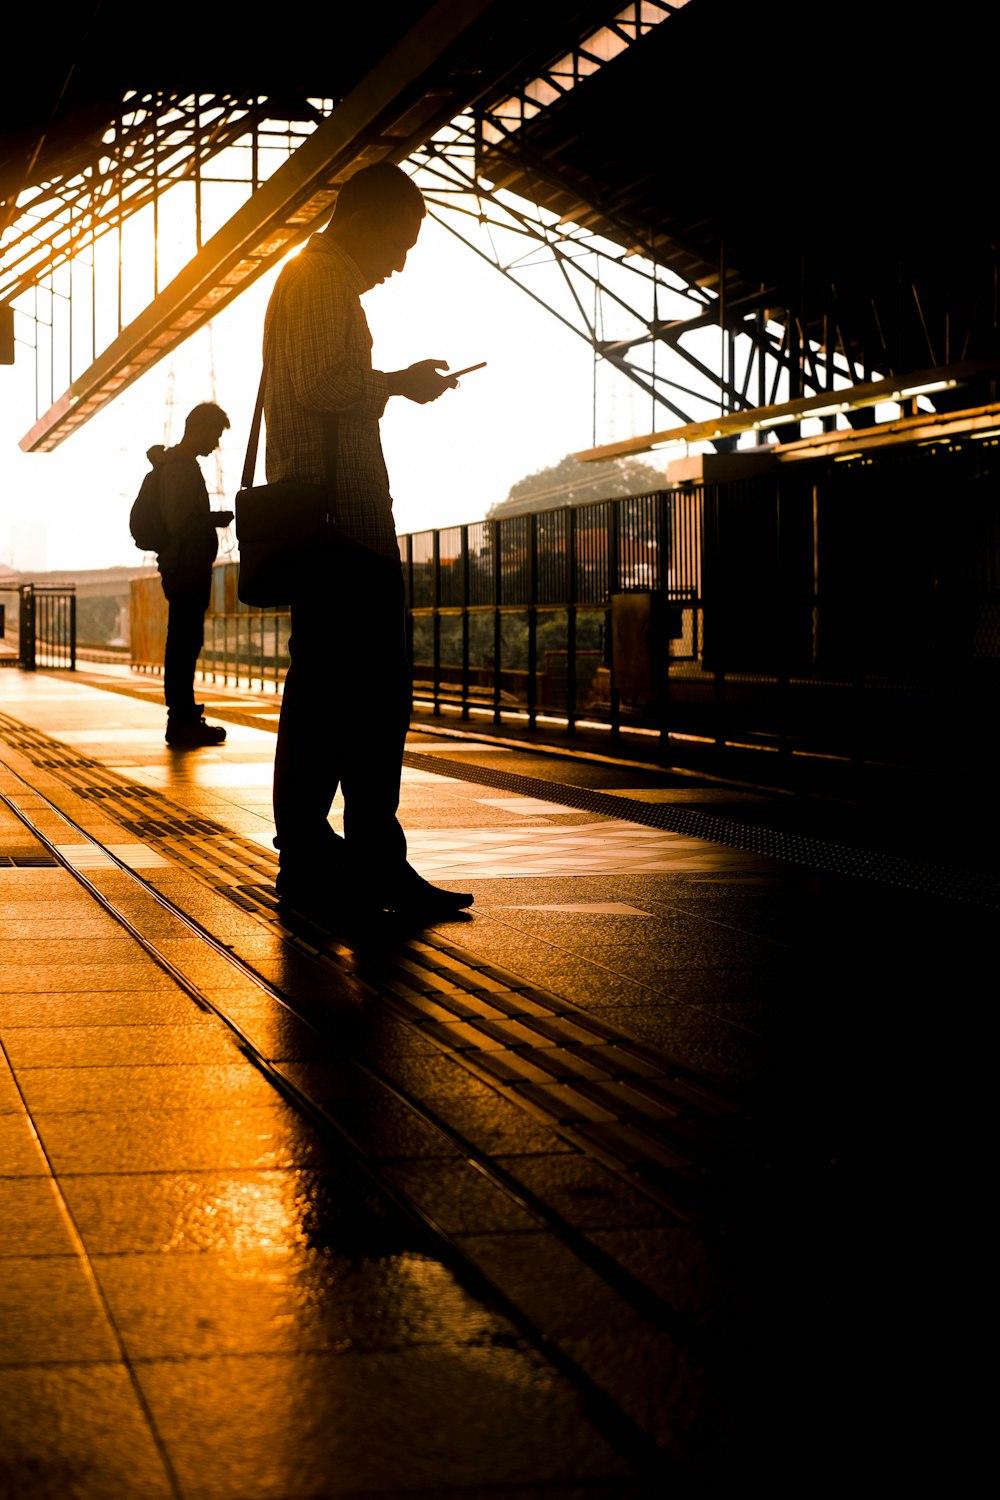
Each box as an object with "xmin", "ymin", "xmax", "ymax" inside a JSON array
[
  {"xmin": 0, "ymin": 1, "xmax": 614, "ymax": 201},
  {"xmin": 475, "ymin": 0, "xmax": 999, "ymax": 388},
  {"xmin": 3, "ymin": 0, "xmax": 997, "ymax": 401}
]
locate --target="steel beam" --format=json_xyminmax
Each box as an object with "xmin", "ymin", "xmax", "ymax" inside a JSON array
[{"xmin": 574, "ymin": 362, "xmax": 1000, "ymax": 462}]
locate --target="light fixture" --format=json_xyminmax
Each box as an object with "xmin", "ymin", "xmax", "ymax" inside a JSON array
[
  {"xmin": 799, "ymin": 400, "xmax": 850, "ymax": 420},
  {"xmin": 892, "ymin": 378, "xmax": 958, "ymax": 400}
]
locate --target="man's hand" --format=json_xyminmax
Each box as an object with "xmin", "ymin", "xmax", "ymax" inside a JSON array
[{"xmin": 386, "ymin": 360, "xmax": 458, "ymax": 404}]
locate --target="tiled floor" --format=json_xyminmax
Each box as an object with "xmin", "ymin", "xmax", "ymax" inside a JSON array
[
  {"xmin": 0, "ymin": 663, "xmax": 991, "ymax": 1497},
  {"xmin": 407, "ymin": 818, "xmax": 772, "ymax": 878}
]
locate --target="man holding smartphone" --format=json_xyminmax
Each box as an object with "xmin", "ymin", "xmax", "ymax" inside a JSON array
[
  {"xmin": 149, "ymin": 401, "xmax": 234, "ymax": 748},
  {"xmin": 262, "ymin": 160, "xmax": 474, "ymax": 923}
]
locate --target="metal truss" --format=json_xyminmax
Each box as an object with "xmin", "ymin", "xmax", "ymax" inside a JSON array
[
  {"xmin": 2, "ymin": 93, "xmax": 325, "ymax": 416},
  {"xmin": 454, "ymin": 0, "xmax": 998, "ymax": 432},
  {"xmin": 478, "ymin": 0, "xmax": 684, "ymax": 142},
  {"xmin": 410, "ymin": 111, "xmax": 858, "ymax": 450}
]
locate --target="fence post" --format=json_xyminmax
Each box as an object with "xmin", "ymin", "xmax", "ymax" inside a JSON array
[
  {"xmin": 566, "ymin": 506, "xmax": 577, "ymax": 735},
  {"xmin": 461, "ymin": 525, "xmax": 470, "ymax": 721},
  {"xmin": 608, "ymin": 500, "xmax": 620, "ymax": 739},
  {"xmin": 402, "ymin": 533, "xmax": 414, "ymax": 672},
  {"xmin": 432, "ymin": 528, "xmax": 441, "ymax": 714},
  {"xmin": 492, "ymin": 520, "xmax": 502, "ymax": 726},
  {"xmin": 18, "ymin": 585, "xmax": 36, "ymax": 670},
  {"xmin": 527, "ymin": 512, "xmax": 538, "ymax": 729},
  {"xmin": 657, "ymin": 488, "xmax": 669, "ymax": 749}
]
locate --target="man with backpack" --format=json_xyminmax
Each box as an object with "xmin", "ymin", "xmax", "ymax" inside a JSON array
[{"xmin": 136, "ymin": 401, "xmax": 233, "ymax": 746}]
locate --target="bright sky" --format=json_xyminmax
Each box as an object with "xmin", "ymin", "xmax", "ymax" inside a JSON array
[{"xmin": 0, "ymin": 215, "xmax": 657, "ymax": 573}]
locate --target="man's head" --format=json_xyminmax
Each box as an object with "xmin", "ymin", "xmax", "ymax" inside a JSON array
[
  {"xmin": 326, "ymin": 162, "xmax": 426, "ymax": 290},
  {"xmin": 182, "ymin": 402, "xmax": 230, "ymax": 457}
]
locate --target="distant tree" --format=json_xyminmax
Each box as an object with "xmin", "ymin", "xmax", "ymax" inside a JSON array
[
  {"xmin": 487, "ymin": 452, "xmax": 665, "ymax": 520},
  {"xmin": 76, "ymin": 595, "xmax": 121, "ymax": 645}
]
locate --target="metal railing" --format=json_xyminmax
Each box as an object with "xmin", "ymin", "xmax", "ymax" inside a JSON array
[
  {"xmin": 125, "ymin": 432, "xmax": 1000, "ymax": 774},
  {"xmin": 400, "ymin": 491, "xmax": 694, "ymax": 736},
  {"xmin": 129, "ymin": 567, "xmax": 289, "ymax": 695},
  {"xmin": 0, "ymin": 583, "xmax": 76, "ymax": 670}
]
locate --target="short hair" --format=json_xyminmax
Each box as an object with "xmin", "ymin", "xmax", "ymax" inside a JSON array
[
  {"xmin": 332, "ymin": 162, "xmax": 426, "ymax": 224},
  {"xmin": 184, "ymin": 401, "xmax": 230, "ymax": 435}
]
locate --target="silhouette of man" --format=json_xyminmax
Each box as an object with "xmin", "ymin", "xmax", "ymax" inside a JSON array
[
  {"xmin": 262, "ymin": 160, "xmax": 473, "ymax": 921},
  {"xmin": 148, "ymin": 401, "xmax": 233, "ymax": 747}
]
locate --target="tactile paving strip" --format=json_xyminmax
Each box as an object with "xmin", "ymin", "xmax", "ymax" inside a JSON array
[
  {"xmin": 239, "ymin": 877, "xmax": 764, "ymax": 1229},
  {"xmin": 353, "ymin": 933, "xmax": 764, "ymax": 1227},
  {"xmin": 402, "ymin": 750, "xmax": 999, "ymax": 908},
  {"xmin": 0, "ymin": 713, "xmax": 279, "ymax": 889}
]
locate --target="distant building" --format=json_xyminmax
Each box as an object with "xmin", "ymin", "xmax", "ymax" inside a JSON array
[{"xmin": 0, "ymin": 563, "xmax": 157, "ymax": 647}]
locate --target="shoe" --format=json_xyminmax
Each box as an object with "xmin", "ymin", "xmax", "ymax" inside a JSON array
[
  {"xmin": 165, "ymin": 712, "xmax": 227, "ymax": 747},
  {"xmin": 378, "ymin": 866, "xmax": 474, "ymax": 918}
]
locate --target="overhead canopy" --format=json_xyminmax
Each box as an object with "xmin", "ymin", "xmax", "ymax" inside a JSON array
[
  {"xmin": 474, "ymin": 0, "xmax": 998, "ymax": 388},
  {"xmin": 3, "ymin": 0, "xmax": 997, "ymax": 448}
]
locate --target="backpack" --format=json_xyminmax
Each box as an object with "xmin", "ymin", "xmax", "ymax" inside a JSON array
[{"xmin": 129, "ymin": 464, "xmax": 169, "ymax": 552}]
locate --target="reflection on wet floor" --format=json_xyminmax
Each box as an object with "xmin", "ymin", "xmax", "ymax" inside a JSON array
[
  {"xmin": 2, "ymin": 665, "xmax": 992, "ymax": 1496},
  {"xmin": 0, "ymin": 857, "xmax": 634, "ymax": 1494}
]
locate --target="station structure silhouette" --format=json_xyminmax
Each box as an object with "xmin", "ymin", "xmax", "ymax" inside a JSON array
[{"xmin": 1, "ymin": 4, "xmax": 996, "ymax": 1494}]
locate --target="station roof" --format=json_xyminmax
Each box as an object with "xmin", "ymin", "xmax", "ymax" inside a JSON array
[
  {"xmin": 3, "ymin": 1, "xmax": 997, "ymax": 447},
  {"xmin": 0, "ymin": 2, "xmax": 616, "ymax": 205}
]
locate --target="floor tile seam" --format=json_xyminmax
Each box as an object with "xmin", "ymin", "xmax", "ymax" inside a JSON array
[
  {"xmin": 8, "ymin": 1101, "xmax": 314, "ymax": 1124},
  {"xmin": 10, "ymin": 1098, "xmax": 320, "ymax": 1119},
  {"xmin": 0, "ymin": 1355, "xmax": 135, "ymax": 1371},
  {"xmin": 19, "ymin": 1165, "xmax": 350, "ymax": 1183},
  {"xmin": 0, "ymin": 991, "xmax": 224, "ymax": 1002},
  {"xmin": 7, "ymin": 1053, "xmax": 260, "ymax": 1072}
]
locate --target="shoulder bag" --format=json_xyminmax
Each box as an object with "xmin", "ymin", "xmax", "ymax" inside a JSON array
[{"xmin": 234, "ymin": 284, "xmax": 345, "ymax": 609}]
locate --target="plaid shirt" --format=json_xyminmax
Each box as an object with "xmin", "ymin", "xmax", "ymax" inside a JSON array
[{"xmin": 262, "ymin": 233, "xmax": 399, "ymax": 561}]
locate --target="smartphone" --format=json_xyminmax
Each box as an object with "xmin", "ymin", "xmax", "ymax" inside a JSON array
[{"xmin": 450, "ymin": 361, "xmax": 486, "ymax": 378}]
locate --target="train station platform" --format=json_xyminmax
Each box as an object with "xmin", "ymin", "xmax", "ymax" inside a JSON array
[{"xmin": 1, "ymin": 663, "xmax": 991, "ymax": 1498}]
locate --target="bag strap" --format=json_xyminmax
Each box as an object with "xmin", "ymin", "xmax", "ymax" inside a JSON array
[
  {"xmin": 241, "ymin": 366, "xmax": 267, "ymax": 490},
  {"xmin": 240, "ymin": 269, "xmax": 337, "ymax": 491}
]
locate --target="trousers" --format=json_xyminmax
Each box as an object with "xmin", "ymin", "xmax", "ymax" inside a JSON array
[
  {"xmin": 161, "ymin": 570, "xmax": 212, "ymax": 718},
  {"xmin": 272, "ymin": 549, "xmax": 411, "ymax": 881}
]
